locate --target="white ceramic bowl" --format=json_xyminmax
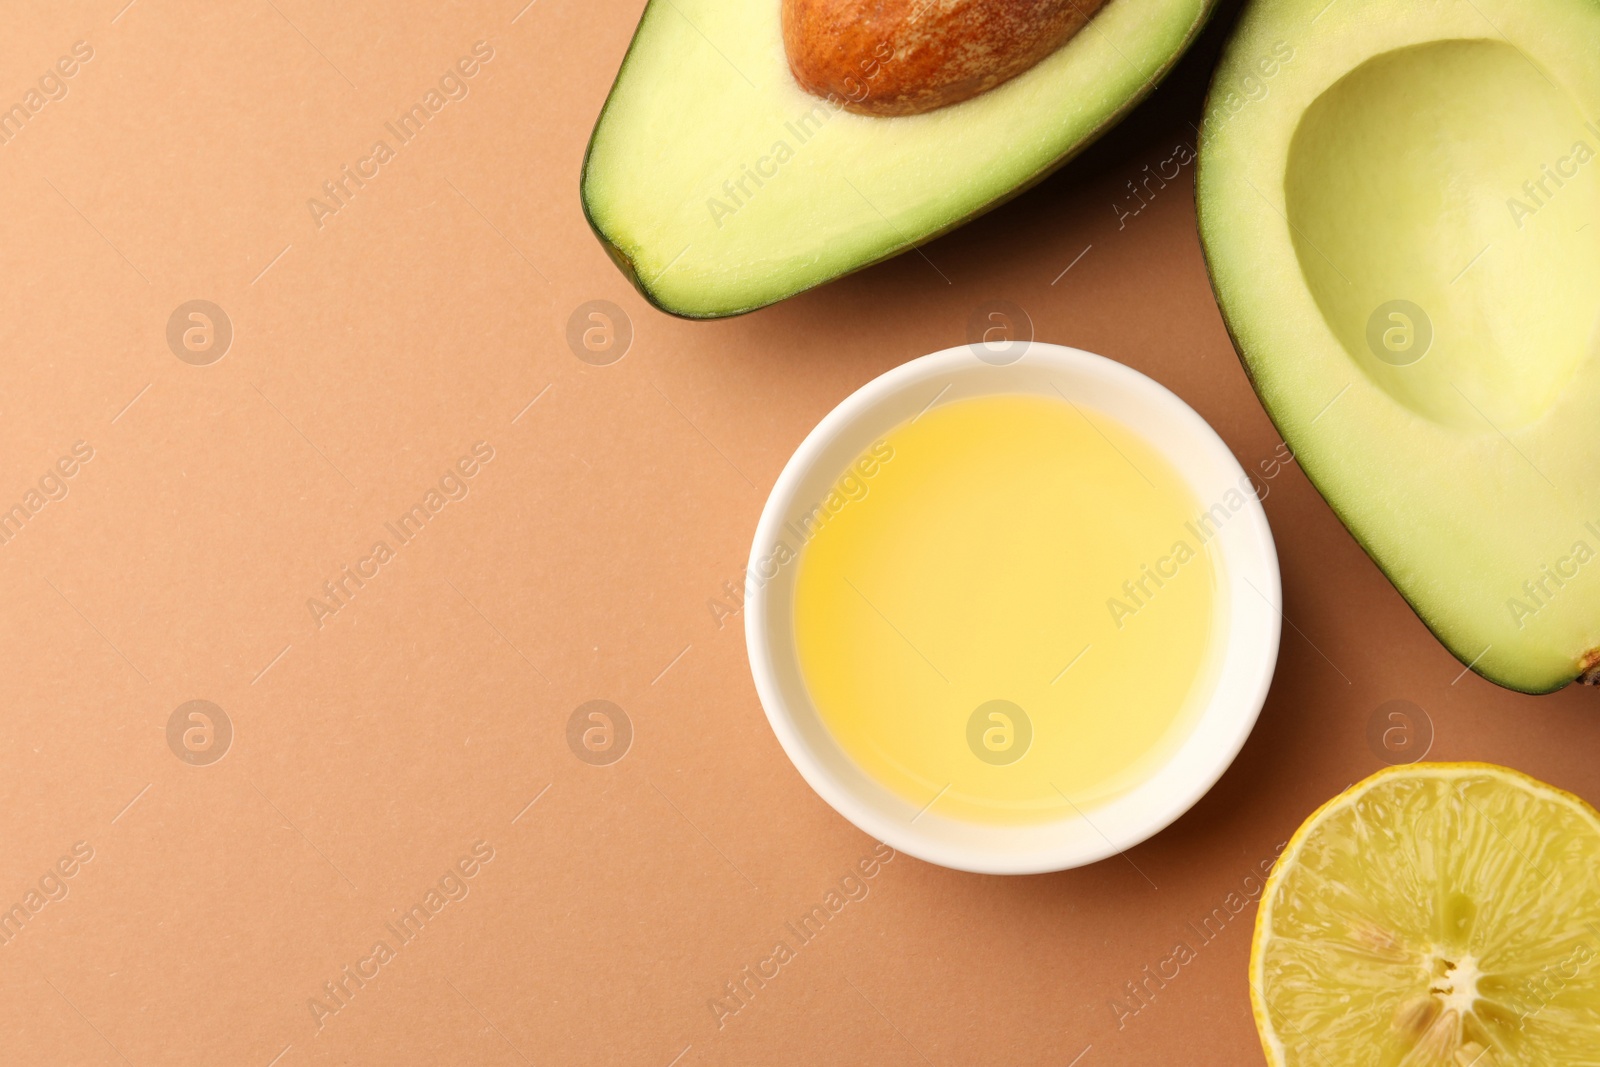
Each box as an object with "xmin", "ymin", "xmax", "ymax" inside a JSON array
[{"xmin": 745, "ymin": 341, "xmax": 1281, "ymax": 874}]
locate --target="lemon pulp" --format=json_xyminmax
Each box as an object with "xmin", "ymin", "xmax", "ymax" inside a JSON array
[
  {"xmin": 1253, "ymin": 763, "xmax": 1600, "ymax": 1066},
  {"xmin": 791, "ymin": 393, "xmax": 1224, "ymax": 824}
]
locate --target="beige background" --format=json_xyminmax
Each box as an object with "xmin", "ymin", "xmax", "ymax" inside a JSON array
[{"xmin": 3, "ymin": 1, "xmax": 1599, "ymax": 1063}]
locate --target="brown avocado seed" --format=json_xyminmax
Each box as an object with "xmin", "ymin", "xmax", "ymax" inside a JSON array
[{"xmin": 782, "ymin": 0, "xmax": 1112, "ymax": 117}]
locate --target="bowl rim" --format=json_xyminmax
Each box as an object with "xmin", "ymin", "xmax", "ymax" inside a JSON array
[{"xmin": 744, "ymin": 341, "xmax": 1282, "ymax": 874}]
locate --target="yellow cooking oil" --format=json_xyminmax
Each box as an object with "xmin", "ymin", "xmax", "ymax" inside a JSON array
[{"xmin": 792, "ymin": 392, "xmax": 1222, "ymax": 825}]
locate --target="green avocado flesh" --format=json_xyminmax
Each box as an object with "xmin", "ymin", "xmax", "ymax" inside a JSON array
[
  {"xmin": 583, "ymin": 0, "xmax": 1214, "ymax": 318},
  {"xmin": 1197, "ymin": 0, "xmax": 1600, "ymax": 693}
]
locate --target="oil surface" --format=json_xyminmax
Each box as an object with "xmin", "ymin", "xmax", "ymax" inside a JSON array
[{"xmin": 792, "ymin": 393, "xmax": 1222, "ymax": 824}]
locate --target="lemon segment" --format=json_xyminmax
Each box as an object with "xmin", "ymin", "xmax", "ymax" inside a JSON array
[{"xmin": 1251, "ymin": 763, "xmax": 1600, "ymax": 1066}]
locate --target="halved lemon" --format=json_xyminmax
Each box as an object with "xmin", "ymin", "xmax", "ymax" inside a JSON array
[{"xmin": 1251, "ymin": 763, "xmax": 1600, "ymax": 1066}]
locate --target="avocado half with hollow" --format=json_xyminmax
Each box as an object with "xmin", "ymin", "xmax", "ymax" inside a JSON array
[
  {"xmin": 1197, "ymin": 0, "xmax": 1600, "ymax": 693},
  {"xmin": 582, "ymin": 0, "xmax": 1216, "ymax": 318}
]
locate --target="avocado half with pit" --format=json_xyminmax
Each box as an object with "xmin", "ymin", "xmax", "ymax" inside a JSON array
[
  {"xmin": 582, "ymin": 0, "xmax": 1217, "ymax": 318},
  {"xmin": 1198, "ymin": 0, "xmax": 1600, "ymax": 693}
]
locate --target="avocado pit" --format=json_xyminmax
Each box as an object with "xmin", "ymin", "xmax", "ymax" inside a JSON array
[{"xmin": 783, "ymin": 0, "xmax": 1112, "ymax": 116}]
